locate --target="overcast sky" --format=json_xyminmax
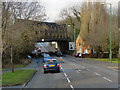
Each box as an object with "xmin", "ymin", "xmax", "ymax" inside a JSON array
[
  {"xmin": 41, "ymin": 0, "xmax": 119, "ymax": 22},
  {"xmin": 3, "ymin": 0, "xmax": 119, "ymax": 22}
]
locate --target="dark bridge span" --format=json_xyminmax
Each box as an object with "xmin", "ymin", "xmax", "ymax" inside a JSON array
[
  {"xmin": 35, "ymin": 22, "xmax": 70, "ymax": 53},
  {"xmin": 17, "ymin": 19, "xmax": 70, "ymax": 53}
]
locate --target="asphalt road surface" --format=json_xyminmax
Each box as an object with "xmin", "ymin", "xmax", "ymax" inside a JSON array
[{"xmin": 24, "ymin": 55, "xmax": 119, "ymax": 89}]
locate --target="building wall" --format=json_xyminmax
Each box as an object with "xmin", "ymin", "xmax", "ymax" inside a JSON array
[{"xmin": 76, "ymin": 35, "xmax": 90, "ymax": 54}]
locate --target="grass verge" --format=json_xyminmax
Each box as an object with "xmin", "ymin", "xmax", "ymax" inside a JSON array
[
  {"xmin": 86, "ymin": 58, "xmax": 120, "ymax": 63},
  {"xmin": 14, "ymin": 64, "xmax": 25, "ymax": 68},
  {"xmin": 2, "ymin": 69, "xmax": 36, "ymax": 86},
  {"xmin": 1, "ymin": 68, "xmax": 9, "ymax": 71}
]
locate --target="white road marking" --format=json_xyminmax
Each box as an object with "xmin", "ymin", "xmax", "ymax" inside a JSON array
[
  {"xmin": 82, "ymin": 67, "xmax": 85, "ymax": 69},
  {"xmin": 112, "ymin": 69, "xmax": 118, "ymax": 71},
  {"xmin": 60, "ymin": 65, "xmax": 64, "ymax": 72},
  {"xmin": 70, "ymin": 85, "xmax": 74, "ymax": 89},
  {"xmin": 60, "ymin": 66, "xmax": 63, "ymax": 69},
  {"xmin": 67, "ymin": 78, "xmax": 70, "ymax": 83},
  {"xmin": 94, "ymin": 72, "xmax": 101, "ymax": 76},
  {"xmin": 64, "ymin": 73, "xmax": 67, "ymax": 77},
  {"xmin": 86, "ymin": 69, "xmax": 89, "ymax": 71},
  {"xmin": 103, "ymin": 77, "xmax": 113, "ymax": 82},
  {"xmin": 76, "ymin": 70, "xmax": 79, "ymax": 73}
]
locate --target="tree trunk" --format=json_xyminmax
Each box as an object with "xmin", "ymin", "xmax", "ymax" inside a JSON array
[
  {"xmin": 90, "ymin": 49, "xmax": 93, "ymax": 58},
  {"xmin": 96, "ymin": 52, "xmax": 99, "ymax": 58},
  {"xmin": 101, "ymin": 52, "xmax": 104, "ymax": 58},
  {"xmin": 11, "ymin": 47, "xmax": 14, "ymax": 73},
  {"xmin": 118, "ymin": 42, "xmax": 120, "ymax": 58}
]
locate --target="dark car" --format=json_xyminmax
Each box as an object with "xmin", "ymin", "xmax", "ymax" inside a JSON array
[
  {"xmin": 56, "ymin": 52, "xmax": 62, "ymax": 57},
  {"xmin": 43, "ymin": 59, "xmax": 60, "ymax": 73},
  {"xmin": 74, "ymin": 53, "xmax": 82, "ymax": 58}
]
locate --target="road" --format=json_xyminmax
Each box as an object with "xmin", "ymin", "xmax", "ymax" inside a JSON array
[{"xmin": 23, "ymin": 55, "xmax": 118, "ymax": 89}]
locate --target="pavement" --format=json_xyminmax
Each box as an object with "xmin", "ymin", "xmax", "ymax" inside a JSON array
[
  {"xmin": 2, "ymin": 58, "xmax": 39, "ymax": 73},
  {"xmin": 2, "ymin": 58, "xmax": 41, "ymax": 89},
  {"xmin": 2, "ymin": 55, "xmax": 119, "ymax": 90}
]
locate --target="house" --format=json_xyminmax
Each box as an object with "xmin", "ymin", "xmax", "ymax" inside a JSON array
[{"xmin": 76, "ymin": 35, "xmax": 90, "ymax": 54}]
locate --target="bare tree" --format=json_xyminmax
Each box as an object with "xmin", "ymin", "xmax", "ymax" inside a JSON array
[
  {"xmin": 2, "ymin": 2, "xmax": 47, "ymax": 70},
  {"xmin": 59, "ymin": 1, "xmax": 119, "ymax": 58}
]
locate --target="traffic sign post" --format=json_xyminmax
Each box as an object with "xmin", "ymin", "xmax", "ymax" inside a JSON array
[{"xmin": 69, "ymin": 42, "xmax": 75, "ymax": 50}]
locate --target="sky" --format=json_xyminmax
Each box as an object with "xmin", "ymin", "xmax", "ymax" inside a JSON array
[
  {"xmin": 3, "ymin": 0, "xmax": 119, "ymax": 22},
  {"xmin": 40, "ymin": 0, "xmax": 120, "ymax": 22}
]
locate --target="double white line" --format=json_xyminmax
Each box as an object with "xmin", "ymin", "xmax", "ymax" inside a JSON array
[
  {"xmin": 94, "ymin": 72, "xmax": 101, "ymax": 76},
  {"xmin": 64, "ymin": 73, "xmax": 67, "ymax": 77},
  {"xmin": 67, "ymin": 78, "xmax": 71, "ymax": 83},
  {"xmin": 103, "ymin": 77, "xmax": 113, "ymax": 82},
  {"xmin": 64, "ymin": 72, "xmax": 74, "ymax": 89},
  {"xmin": 70, "ymin": 85, "xmax": 74, "ymax": 90}
]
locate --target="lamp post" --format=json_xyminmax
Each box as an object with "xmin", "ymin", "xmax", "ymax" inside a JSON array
[
  {"xmin": 73, "ymin": 24, "xmax": 76, "ymax": 53},
  {"xmin": 101, "ymin": 3, "xmax": 112, "ymax": 63},
  {"xmin": 68, "ymin": 24, "xmax": 76, "ymax": 53}
]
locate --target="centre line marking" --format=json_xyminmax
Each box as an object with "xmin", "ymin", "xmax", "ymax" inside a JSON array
[
  {"xmin": 94, "ymin": 72, "xmax": 101, "ymax": 76},
  {"xmin": 86, "ymin": 69, "xmax": 89, "ymax": 71},
  {"xmin": 112, "ymin": 69, "xmax": 118, "ymax": 71},
  {"xmin": 76, "ymin": 70, "xmax": 79, "ymax": 73},
  {"xmin": 82, "ymin": 67, "xmax": 85, "ymax": 69},
  {"xmin": 103, "ymin": 77, "xmax": 112, "ymax": 82},
  {"xmin": 64, "ymin": 73, "xmax": 67, "ymax": 77},
  {"xmin": 67, "ymin": 78, "xmax": 70, "ymax": 83},
  {"xmin": 70, "ymin": 85, "xmax": 74, "ymax": 89}
]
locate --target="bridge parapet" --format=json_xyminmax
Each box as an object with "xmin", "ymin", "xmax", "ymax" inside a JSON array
[{"xmin": 17, "ymin": 19, "xmax": 69, "ymax": 40}]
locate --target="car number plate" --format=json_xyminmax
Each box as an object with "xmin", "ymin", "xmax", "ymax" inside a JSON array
[{"xmin": 49, "ymin": 65, "xmax": 55, "ymax": 67}]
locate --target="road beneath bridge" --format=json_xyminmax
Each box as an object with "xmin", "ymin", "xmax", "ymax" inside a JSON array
[{"xmin": 37, "ymin": 39, "xmax": 69, "ymax": 53}]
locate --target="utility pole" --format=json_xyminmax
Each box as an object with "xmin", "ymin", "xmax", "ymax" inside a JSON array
[
  {"xmin": 101, "ymin": 3, "xmax": 112, "ymax": 63},
  {"xmin": 109, "ymin": 3, "xmax": 112, "ymax": 63},
  {"xmin": 73, "ymin": 25, "xmax": 76, "ymax": 53},
  {"xmin": 68, "ymin": 23, "xmax": 76, "ymax": 53}
]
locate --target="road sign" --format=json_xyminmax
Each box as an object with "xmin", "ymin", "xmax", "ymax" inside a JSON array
[{"xmin": 69, "ymin": 42, "xmax": 75, "ymax": 50}]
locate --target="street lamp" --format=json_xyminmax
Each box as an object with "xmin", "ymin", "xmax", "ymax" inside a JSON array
[
  {"xmin": 73, "ymin": 24, "xmax": 76, "ymax": 53},
  {"xmin": 68, "ymin": 24, "xmax": 76, "ymax": 53},
  {"xmin": 101, "ymin": 3, "xmax": 112, "ymax": 63}
]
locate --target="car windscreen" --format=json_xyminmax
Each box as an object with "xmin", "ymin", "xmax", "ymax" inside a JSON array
[
  {"xmin": 46, "ymin": 54, "xmax": 50, "ymax": 57},
  {"xmin": 45, "ymin": 60, "xmax": 57, "ymax": 64},
  {"xmin": 44, "ymin": 54, "xmax": 50, "ymax": 57}
]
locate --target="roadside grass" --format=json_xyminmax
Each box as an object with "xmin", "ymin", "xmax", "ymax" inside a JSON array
[
  {"xmin": 1, "ymin": 68, "xmax": 9, "ymax": 71},
  {"xmin": 86, "ymin": 58, "xmax": 120, "ymax": 64},
  {"xmin": 14, "ymin": 64, "xmax": 25, "ymax": 68},
  {"xmin": 2, "ymin": 64, "xmax": 24, "ymax": 71},
  {"xmin": 2, "ymin": 69, "xmax": 36, "ymax": 86},
  {"xmin": 2, "ymin": 64, "xmax": 25, "ymax": 70}
]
